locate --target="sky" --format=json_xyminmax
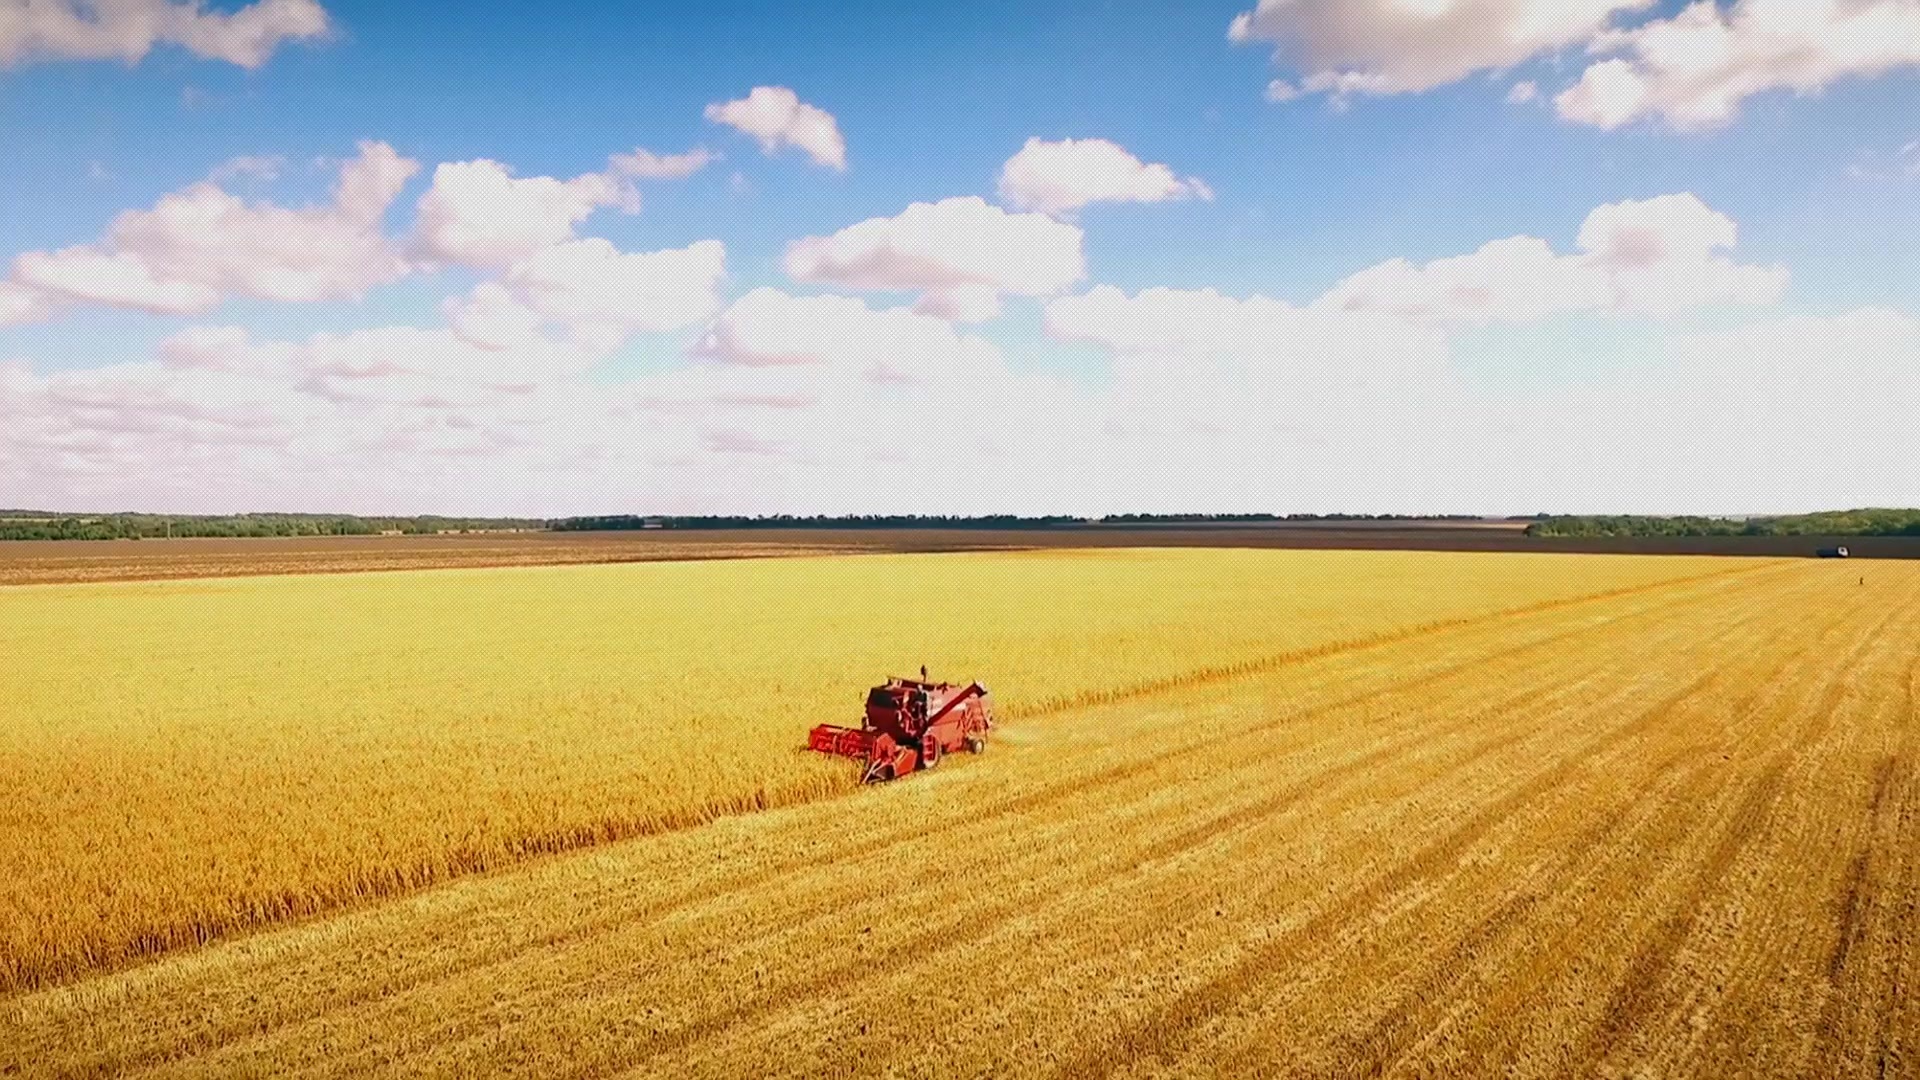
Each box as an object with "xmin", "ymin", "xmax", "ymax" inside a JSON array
[{"xmin": 2, "ymin": 0, "xmax": 1918, "ymax": 517}]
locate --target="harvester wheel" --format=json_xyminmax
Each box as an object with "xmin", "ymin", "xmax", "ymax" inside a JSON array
[
  {"xmin": 965, "ymin": 736, "xmax": 986, "ymax": 755},
  {"xmin": 921, "ymin": 740, "xmax": 940, "ymax": 770}
]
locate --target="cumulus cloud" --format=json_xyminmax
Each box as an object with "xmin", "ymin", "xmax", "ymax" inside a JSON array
[
  {"xmin": 1557, "ymin": 0, "xmax": 1920, "ymax": 130},
  {"xmin": 440, "ymin": 237, "xmax": 725, "ymax": 358},
  {"xmin": 411, "ymin": 159, "xmax": 637, "ymax": 270},
  {"xmin": 1265, "ymin": 79, "xmax": 1304, "ymax": 102},
  {"xmin": 609, "ymin": 147, "xmax": 719, "ymax": 179},
  {"xmin": 0, "ymin": 282, "xmax": 1082, "ymax": 514},
  {"xmin": 11, "ymin": 295, "xmax": 1920, "ymax": 515},
  {"xmin": 1046, "ymin": 284, "xmax": 1458, "ymax": 406},
  {"xmin": 0, "ymin": 282, "xmax": 57, "ymax": 326},
  {"xmin": 783, "ymin": 196, "xmax": 1084, "ymax": 321},
  {"xmin": 1313, "ymin": 193, "xmax": 1787, "ymax": 319},
  {"xmin": 704, "ymin": 87, "xmax": 847, "ymax": 171},
  {"xmin": 0, "ymin": 0, "xmax": 330, "ymax": 68},
  {"xmin": 690, "ymin": 287, "xmax": 1029, "ymax": 399},
  {"xmin": 1583, "ymin": 307, "xmax": 1920, "ymax": 406},
  {"xmin": 1228, "ymin": 0, "xmax": 1647, "ymax": 99},
  {"xmin": 1506, "ymin": 80, "xmax": 1539, "ymax": 104},
  {"xmin": 503, "ymin": 238, "xmax": 727, "ymax": 342},
  {"xmin": 441, "ymin": 281, "xmax": 548, "ymax": 353},
  {"xmin": 1231, "ymin": 0, "xmax": 1920, "ymax": 130},
  {"xmin": 998, "ymin": 137, "xmax": 1212, "ymax": 216},
  {"xmin": 209, "ymin": 154, "xmax": 287, "ymax": 182},
  {"xmin": 5, "ymin": 140, "xmax": 416, "ymax": 319}
]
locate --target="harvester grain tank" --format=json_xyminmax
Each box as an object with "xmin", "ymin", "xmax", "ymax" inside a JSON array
[{"xmin": 808, "ymin": 668, "xmax": 993, "ymax": 782}]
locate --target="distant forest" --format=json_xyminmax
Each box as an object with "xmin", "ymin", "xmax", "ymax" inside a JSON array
[
  {"xmin": 550, "ymin": 514, "xmax": 1088, "ymax": 531},
  {"xmin": 0, "ymin": 512, "xmax": 546, "ymax": 541},
  {"xmin": 8, "ymin": 508, "xmax": 1917, "ymax": 542},
  {"xmin": 2, "ymin": 510, "xmax": 1496, "ymax": 540},
  {"xmin": 1527, "ymin": 509, "xmax": 1920, "ymax": 538}
]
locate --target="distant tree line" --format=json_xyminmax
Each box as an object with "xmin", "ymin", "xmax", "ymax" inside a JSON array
[
  {"xmin": 550, "ymin": 514, "xmax": 1087, "ymax": 531},
  {"xmin": 17, "ymin": 508, "xmax": 1913, "ymax": 542},
  {"xmin": 1098, "ymin": 513, "xmax": 1489, "ymax": 523},
  {"xmin": 0, "ymin": 512, "xmax": 546, "ymax": 541},
  {"xmin": 1526, "ymin": 509, "xmax": 1920, "ymax": 538}
]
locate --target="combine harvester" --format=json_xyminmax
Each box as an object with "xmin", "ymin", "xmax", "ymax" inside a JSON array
[{"xmin": 809, "ymin": 668, "xmax": 993, "ymax": 783}]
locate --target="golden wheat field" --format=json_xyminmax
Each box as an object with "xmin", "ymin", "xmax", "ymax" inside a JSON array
[{"xmin": 2, "ymin": 548, "xmax": 1915, "ymax": 1077}]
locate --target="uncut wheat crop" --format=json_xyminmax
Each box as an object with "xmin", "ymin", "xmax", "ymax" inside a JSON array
[{"xmin": 0, "ymin": 548, "xmax": 1728, "ymax": 993}]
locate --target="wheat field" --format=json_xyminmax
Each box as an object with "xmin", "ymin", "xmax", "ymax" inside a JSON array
[
  {"xmin": 0, "ymin": 548, "xmax": 1725, "ymax": 995},
  {"xmin": 3, "ymin": 550, "xmax": 1914, "ymax": 1076}
]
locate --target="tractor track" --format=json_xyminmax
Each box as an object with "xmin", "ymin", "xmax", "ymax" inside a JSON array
[
  {"xmin": 1581, "ymin": 583, "xmax": 1920, "ymax": 1077},
  {"xmin": 1807, "ymin": 645, "xmax": 1920, "ymax": 1078},
  {"xmin": 1327, "ymin": 575, "xmax": 1908, "ymax": 1080},
  {"xmin": 1310, "ymin": 595, "xmax": 1889, "ymax": 1080},
  {"xmin": 25, "ymin": 563, "xmax": 1780, "ymax": 1077},
  {"xmin": 1048, "ymin": 575, "xmax": 1880, "ymax": 1079}
]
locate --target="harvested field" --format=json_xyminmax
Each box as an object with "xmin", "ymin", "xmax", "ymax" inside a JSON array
[
  {"xmin": 4, "ymin": 551, "xmax": 1916, "ymax": 1077},
  {"xmin": 5, "ymin": 523, "xmax": 1917, "ymax": 586}
]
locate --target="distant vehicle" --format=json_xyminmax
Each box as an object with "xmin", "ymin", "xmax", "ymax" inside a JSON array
[{"xmin": 1817, "ymin": 546, "xmax": 1850, "ymax": 558}]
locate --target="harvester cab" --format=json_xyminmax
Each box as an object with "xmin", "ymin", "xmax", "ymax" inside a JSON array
[{"xmin": 809, "ymin": 669, "xmax": 993, "ymax": 783}]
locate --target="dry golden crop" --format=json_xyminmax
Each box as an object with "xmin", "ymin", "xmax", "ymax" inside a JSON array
[
  {"xmin": 0, "ymin": 548, "xmax": 1730, "ymax": 996},
  {"xmin": 2, "ymin": 554, "xmax": 1910, "ymax": 1077}
]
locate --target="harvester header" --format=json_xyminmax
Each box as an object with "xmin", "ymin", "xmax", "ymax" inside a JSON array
[{"xmin": 808, "ymin": 668, "xmax": 993, "ymax": 782}]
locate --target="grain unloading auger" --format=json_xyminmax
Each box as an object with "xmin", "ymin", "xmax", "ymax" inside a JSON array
[{"xmin": 808, "ymin": 668, "xmax": 993, "ymax": 783}]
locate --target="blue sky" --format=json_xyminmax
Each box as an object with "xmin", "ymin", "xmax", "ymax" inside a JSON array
[{"xmin": 3, "ymin": 0, "xmax": 1919, "ymax": 515}]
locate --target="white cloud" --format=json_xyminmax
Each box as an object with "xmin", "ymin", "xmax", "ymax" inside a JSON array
[
  {"xmin": 209, "ymin": 154, "xmax": 286, "ymax": 182},
  {"xmin": 1228, "ymin": 0, "xmax": 1920, "ymax": 130},
  {"xmin": 1314, "ymin": 193, "xmax": 1787, "ymax": 319},
  {"xmin": 0, "ymin": 0, "xmax": 330, "ymax": 68},
  {"xmin": 412, "ymin": 159, "xmax": 637, "ymax": 269},
  {"xmin": 5, "ymin": 141, "xmax": 416, "ymax": 318},
  {"xmin": 1507, "ymin": 80, "xmax": 1539, "ymax": 104},
  {"xmin": 442, "ymin": 281, "xmax": 548, "ymax": 353},
  {"xmin": 10, "ymin": 296, "xmax": 1920, "ymax": 516},
  {"xmin": 783, "ymin": 196, "xmax": 1084, "ymax": 321},
  {"xmin": 1581, "ymin": 307, "xmax": 1920, "ymax": 406},
  {"xmin": 609, "ymin": 147, "xmax": 719, "ymax": 179},
  {"xmin": 1046, "ymin": 284, "xmax": 1458, "ymax": 406},
  {"xmin": 0, "ymin": 282, "xmax": 57, "ymax": 326},
  {"xmin": 1228, "ymin": 0, "xmax": 1649, "ymax": 98},
  {"xmin": 704, "ymin": 86, "xmax": 847, "ymax": 171},
  {"xmin": 0, "ymin": 283, "xmax": 1081, "ymax": 514},
  {"xmin": 1558, "ymin": 0, "xmax": 1920, "ymax": 130},
  {"xmin": 503, "ymin": 237, "xmax": 727, "ymax": 342},
  {"xmin": 998, "ymin": 137, "xmax": 1212, "ymax": 216},
  {"xmin": 692, "ymin": 287, "xmax": 1025, "ymax": 397},
  {"xmin": 442, "ymin": 237, "xmax": 726, "ymax": 355},
  {"xmin": 12, "ymin": 249, "xmax": 220, "ymax": 315}
]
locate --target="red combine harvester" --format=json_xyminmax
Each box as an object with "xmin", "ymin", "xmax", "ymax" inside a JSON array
[{"xmin": 808, "ymin": 668, "xmax": 993, "ymax": 783}]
